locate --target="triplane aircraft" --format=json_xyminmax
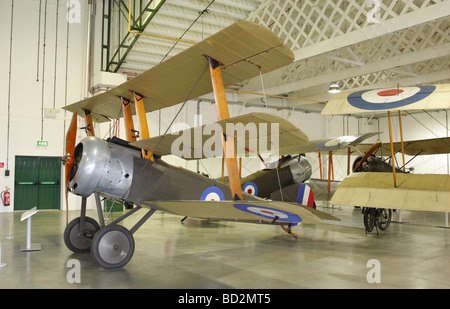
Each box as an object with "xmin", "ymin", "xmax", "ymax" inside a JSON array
[{"xmin": 62, "ymin": 21, "xmax": 339, "ymax": 269}]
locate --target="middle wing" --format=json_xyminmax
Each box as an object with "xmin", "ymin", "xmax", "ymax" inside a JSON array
[
  {"xmin": 140, "ymin": 200, "xmax": 339, "ymax": 224},
  {"xmin": 131, "ymin": 112, "xmax": 309, "ymax": 159},
  {"xmin": 351, "ymin": 136, "xmax": 450, "ymax": 156}
]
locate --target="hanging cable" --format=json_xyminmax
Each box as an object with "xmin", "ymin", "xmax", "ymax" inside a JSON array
[
  {"xmin": 37, "ymin": 0, "xmax": 42, "ymax": 81},
  {"xmin": 40, "ymin": 0, "xmax": 48, "ymax": 141},
  {"xmin": 53, "ymin": 0, "xmax": 59, "ymax": 109},
  {"xmin": 258, "ymin": 66, "xmax": 267, "ymax": 109},
  {"xmin": 159, "ymin": 0, "xmax": 215, "ymax": 63},
  {"xmin": 6, "ymin": 0, "xmax": 15, "ymax": 173}
]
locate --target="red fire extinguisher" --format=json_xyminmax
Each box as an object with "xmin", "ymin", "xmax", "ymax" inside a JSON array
[{"xmin": 1, "ymin": 187, "xmax": 10, "ymax": 206}]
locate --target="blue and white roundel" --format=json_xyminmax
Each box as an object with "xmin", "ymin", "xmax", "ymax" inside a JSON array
[
  {"xmin": 200, "ymin": 186, "xmax": 225, "ymax": 201},
  {"xmin": 233, "ymin": 204, "xmax": 302, "ymax": 223},
  {"xmin": 315, "ymin": 136, "xmax": 355, "ymax": 152},
  {"xmin": 347, "ymin": 85, "xmax": 436, "ymax": 110},
  {"xmin": 242, "ymin": 182, "xmax": 258, "ymax": 196}
]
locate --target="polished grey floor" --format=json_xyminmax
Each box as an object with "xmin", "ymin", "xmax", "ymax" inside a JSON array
[{"xmin": 0, "ymin": 204, "xmax": 449, "ymax": 289}]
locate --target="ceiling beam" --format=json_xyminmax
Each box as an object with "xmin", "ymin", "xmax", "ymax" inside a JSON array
[
  {"xmin": 242, "ymin": 42, "xmax": 450, "ymax": 101},
  {"xmin": 292, "ymin": 1, "xmax": 450, "ymax": 62}
]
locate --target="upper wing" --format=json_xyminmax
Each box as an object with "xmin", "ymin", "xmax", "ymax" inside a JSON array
[
  {"xmin": 330, "ymin": 172, "xmax": 450, "ymax": 212},
  {"xmin": 130, "ymin": 112, "xmax": 309, "ymax": 159},
  {"xmin": 321, "ymin": 84, "xmax": 450, "ymax": 116},
  {"xmin": 63, "ymin": 21, "xmax": 294, "ymax": 122},
  {"xmin": 139, "ymin": 200, "xmax": 339, "ymax": 224}
]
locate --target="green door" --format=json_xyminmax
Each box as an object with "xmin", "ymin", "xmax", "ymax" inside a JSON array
[{"xmin": 14, "ymin": 156, "xmax": 61, "ymax": 211}]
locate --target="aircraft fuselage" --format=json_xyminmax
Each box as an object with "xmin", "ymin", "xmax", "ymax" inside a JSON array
[{"xmin": 69, "ymin": 136, "xmax": 249, "ymax": 205}]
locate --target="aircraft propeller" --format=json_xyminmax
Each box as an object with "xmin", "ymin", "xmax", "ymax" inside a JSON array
[{"xmin": 64, "ymin": 112, "xmax": 78, "ymax": 224}]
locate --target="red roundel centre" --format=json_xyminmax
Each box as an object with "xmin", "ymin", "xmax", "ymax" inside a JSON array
[
  {"xmin": 261, "ymin": 210, "xmax": 274, "ymax": 215},
  {"xmin": 247, "ymin": 189, "xmax": 253, "ymax": 194},
  {"xmin": 377, "ymin": 89, "xmax": 404, "ymax": 97}
]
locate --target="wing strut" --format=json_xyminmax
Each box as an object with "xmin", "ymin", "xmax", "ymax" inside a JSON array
[
  {"xmin": 206, "ymin": 56, "xmax": 243, "ymax": 200},
  {"xmin": 133, "ymin": 92, "xmax": 154, "ymax": 161},
  {"xmin": 120, "ymin": 97, "xmax": 137, "ymax": 142},
  {"xmin": 82, "ymin": 109, "xmax": 95, "ymax": 136},
  {"xmin": 387, "ymin": 111, "xmax": 397, "ymax": 187},
  {"xmin": 398, "ymin": 111, "xmax": 406, "ymax": 171}
]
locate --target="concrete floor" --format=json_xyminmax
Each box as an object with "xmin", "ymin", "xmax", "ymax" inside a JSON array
[{"xmin": 0, "ymin": 204, "xmax": 449, "ymax": 289}]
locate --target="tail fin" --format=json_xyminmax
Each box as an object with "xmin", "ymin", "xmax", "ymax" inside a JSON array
[{"xmin": 297, "ymin": 183, "xmax": 315, "ymax": 209}]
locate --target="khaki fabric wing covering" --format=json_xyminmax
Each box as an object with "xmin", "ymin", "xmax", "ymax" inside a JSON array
[
  {"xmin": 322, "ymin": 84, "xmax": 450, "ymax": 116},
  {"xmin": 331, "ymin": 172, "xmax": 450, "ymax": 212},
  {"xmin": 63, "ymin": 21, "xmax": 294, "ymax": 122},
  {"xmin": 140, "ymin": 200, "xmax": 339, "ymax": 224},
  {"xmin": 130, "ymin": 112, "xmax": 309, "ymax": 159}
]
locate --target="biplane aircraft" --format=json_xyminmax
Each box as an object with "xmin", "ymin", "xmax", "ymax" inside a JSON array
[
  {"xmin": 62, "ymin": 21, "xmax": 339, "ymax": 269},
  {"xmin": 321, "ymin": 84, "xmax": 450, "ymax": 233}
]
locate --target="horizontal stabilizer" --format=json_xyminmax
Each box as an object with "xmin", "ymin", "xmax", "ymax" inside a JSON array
[
  {"xmin": 331, "ymin": 172, "xmax": 450, "ymax": 212},
  {"xmin": 63, "ymin": 21, "xmax": 294, "ymax": 122}
]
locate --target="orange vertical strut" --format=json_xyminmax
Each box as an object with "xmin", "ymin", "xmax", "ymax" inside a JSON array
[
  {"xmin": 387, "ymin": 111, "xmax": 397, "ymax": 187},
  {"xmin": 82, "ymin": 109, "xmax": 95, "ymax": 136},
  {"xmin": 347, "ymin": 147, "xmax": 351, "ymax": 176},
  {"xmin": 206, "ymin": 56, "xmax": 243, "ymax": 200},
  {"xmin": 132, "ymin": 92, "xmax": 154, "ymax": 161},
  {"xmin": 318, "ymin": 151, "xmax": 323, "ymax": 179},
  {"xmin": 120, "ymin": 97, "xmax": 137, "ymax": 143},
  {"xmin": 398, "ymin": 111, "xmax": 406, "ymax": 171},
  {"xmin": 327, "ymin": 151, "xmax": 332, "ymax": 192}
]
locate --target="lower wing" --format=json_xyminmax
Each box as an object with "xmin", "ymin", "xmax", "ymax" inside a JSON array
[
  {"xmin": 139, "ymin": 200, "xmax": 339, "ymax": 224},
  {"xmin": 331, "ymin": 172, "xmax": 450, "ymax": 212}
]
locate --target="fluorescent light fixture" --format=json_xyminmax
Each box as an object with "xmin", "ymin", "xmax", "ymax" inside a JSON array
[{"xmin": 328, "ymin": 82, "xmax": 340, "ymax": 94}]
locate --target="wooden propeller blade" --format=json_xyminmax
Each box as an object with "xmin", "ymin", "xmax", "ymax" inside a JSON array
[
  {"xmin": 65, "ymin": 112, "xmax": 77, "ymax": 224},
  {"xmin": 353, "ymin": 141, "xmax": 381, "ymax": 172}
]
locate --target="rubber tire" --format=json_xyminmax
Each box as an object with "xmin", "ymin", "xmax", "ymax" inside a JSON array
[
  {"xmin": 363, "ymin": 208, "xmax": 375, "ymax": 233},
  {"xmin": 378, "ymin": 209, "xmax": 392, "ymax": 231},
  {"xmin": 91, "ymin": 225, "xmax": 135, "ymax": 269},
  {"xmin": 64, "ymin": 216, "xmax": 100, "ymax": 253}
]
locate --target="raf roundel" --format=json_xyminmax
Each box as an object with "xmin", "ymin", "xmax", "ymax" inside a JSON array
[
  {"xmin": 347, "ymin": 85, "xmax": 436, "ymax": 110},
  {"xmin": 233, "ymin": 204, "xmax": 302, "ymax": 223},
  {"xmin": 200, "ymin": 186, "xmax": 225, "ymax": 201},
  {"xmin": 242, "ymin": 182, "xmax": 258, "ymax": 196}
]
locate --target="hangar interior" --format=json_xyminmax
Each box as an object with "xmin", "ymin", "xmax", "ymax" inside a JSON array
[{"xmin": 0, "ymin": 0, "xmax": 449, "ymax": 289}]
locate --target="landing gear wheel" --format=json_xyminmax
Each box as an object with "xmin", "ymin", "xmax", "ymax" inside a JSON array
[
  {"xmin": 363, "ymin": 208, "xmax": 375, "ymax": 233},
  {"xmin": 378, "ymin": 208, "xmax": 392, "ymax": 231},
  {"xmin": 91, "ymin": 225, "xmax": 135, "ymax": 269},
  {"xmin": 64, "ymin": 217, "xmax": 100, "ymax": 253}
]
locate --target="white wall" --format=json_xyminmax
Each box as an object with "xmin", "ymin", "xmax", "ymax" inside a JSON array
[{"xmin": 0, "ymin": 0, "xmax": 89, "ymax": 213}]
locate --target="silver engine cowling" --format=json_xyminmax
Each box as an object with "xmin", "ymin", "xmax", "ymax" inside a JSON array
[
  {"xmin": 69, "ymin": 137, "xmax": 139, "ymax": 198},
  {"xmin": 288, "ymin": 156, "xmax": 312, "ymax": 184}
]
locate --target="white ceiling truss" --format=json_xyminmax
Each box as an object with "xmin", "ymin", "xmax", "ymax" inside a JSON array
[{"xmin": 102, "ymin": 0, "xmax": 450, "ymax": 114}]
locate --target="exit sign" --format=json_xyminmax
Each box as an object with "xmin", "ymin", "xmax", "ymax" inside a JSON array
[{"xmin": 37, "ymin": 140, "xmax": 48, "ymax": 146}]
